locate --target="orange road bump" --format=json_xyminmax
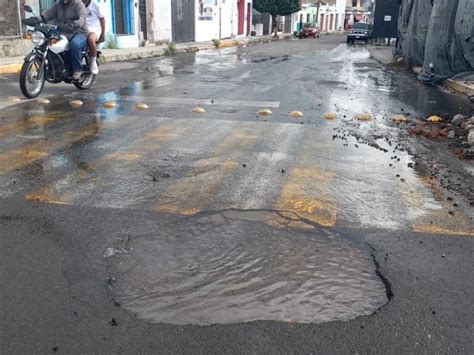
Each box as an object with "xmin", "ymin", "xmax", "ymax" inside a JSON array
[
  {"xmin": 8, "ymin": 96, "xmax": 22, "ymax": 102},
  {"xmin": 356, "ymin": 113, "xmax": 372, "ymax": 121},
  {"xmin": 257, "ymin": 109, "xmax": 273, "ymax": 116},
  {"xmin": 135, "ymin": 103, "xmax": 149, "ymax": 110},
  {"xmin": 290, "ymin": 111, "xmax": 304, "ymax": 118},
  {"xmin": 427, "ymin": 115, "xmax": 442, "ymax": 123},
  {"xmin": 274, "ymin": 167, "xmax": 337, "ymax": 228},
  {"xmin": 69, "ymin": 99, "xmax": 83, "ymax": 108},
  {"xmin": 192, "ymin": 106, "xmax": 206, "ymax": 114},
  {"xmin": 322, "ymin": 112, "xmax": 337, "ymax": 120},
  {"xmin": 36, "ymin": 98, "xmax": 50, "ymax": 105},
  {"xmin": 103, "ymin": 102, "xmax": 117, "ymax": 109},
  {"xmin": 392, "ymin": 115, "xmax": 408, "ymax": 124}
]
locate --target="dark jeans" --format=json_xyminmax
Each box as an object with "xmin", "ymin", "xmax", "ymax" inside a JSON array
[{"xmin": 69, "ymin": 33, "xmax": 87, "ymax": 72}]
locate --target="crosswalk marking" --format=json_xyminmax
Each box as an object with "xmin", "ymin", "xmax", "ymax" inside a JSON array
[
  {"xmin": 118, "ymin": 95, "xmax": 281, "ymax": 109},
  {"xmin": 0, "ymin": 140, "xmax": 50, "ymax": 176},
  {"xmin": 0, "ymin": 105, "xmax": 470, "ymax": 236},
  {"xmin": 274, "ymin": 167, "xmax": 337, "ymax": 228},
  {"xmin": 399, "ymin": 173, "xmax": 474, "ymax": 236},
  {"xmin": 156, "ymin": 123, "xmax": 264, "ymax": 215},
  {"xmin": 270, "ymin": 126, "xmax": 338, "ymax": 229},
  {"xmin": 0, "ymin": 113, "xmax": 68, "ymax": 139}
]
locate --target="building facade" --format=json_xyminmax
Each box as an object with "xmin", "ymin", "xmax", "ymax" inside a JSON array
[
  {"xmin": 293, "ymin": 0, "xmax": 346, "ymax": 33},
  {"xmin": 1, "ymin": 0, "xmax": 255, "ymax": 54},
  {"xmin": 345, "ymin": 0, "xmax": 374, "ymax": 28},
  {"xmin": 153, "ymin": 0, "xmax": 253, "ymax": 43}
]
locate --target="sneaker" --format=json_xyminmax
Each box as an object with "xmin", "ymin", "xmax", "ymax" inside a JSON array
[
  {"xmin": 72, "ymin": 71, "xmax": 83, "ymax": 81},
  {"xmin": 90, "ymin": 60, "xmax": 99, "ymax": 75}
]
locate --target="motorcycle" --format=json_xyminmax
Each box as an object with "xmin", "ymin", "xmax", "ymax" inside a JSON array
[{"xmin": 20, "ymin": 5, "xmax": 98, "ymax": 98}]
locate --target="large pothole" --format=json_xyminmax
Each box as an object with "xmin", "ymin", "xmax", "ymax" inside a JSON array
[{"xmin": 105, "ymin": 210, "xmax": 388, "ymax": 325}]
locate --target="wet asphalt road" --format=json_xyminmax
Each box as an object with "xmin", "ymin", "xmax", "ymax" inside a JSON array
[{"xmin": 1, "ymin": 35, "xmax": 473, "ymax": 353}]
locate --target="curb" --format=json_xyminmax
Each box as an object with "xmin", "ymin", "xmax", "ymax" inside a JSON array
[
  {"xmin": 445, "ymin": 79, "xmax": 474, "ymax": 98},
  {"xmin": 0, "ymin": 34, "xmax": 290, "ymax": 75},
  {"xmin": 0, "ymin": 63, "xmax": 22, "ymax": 75}
]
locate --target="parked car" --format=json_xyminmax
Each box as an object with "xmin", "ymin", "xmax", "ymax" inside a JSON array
[
  {"xmin": 298, "ymin": 23, "xmax": 320, "ymax": 39},
  {"xmin": 347, "ymin": 22, "xmax": 372, "ymax": 44}
]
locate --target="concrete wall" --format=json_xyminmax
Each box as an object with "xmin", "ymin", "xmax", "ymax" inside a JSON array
[
  {"xmin": 153, "ymin": 0, "xmax": 172, "ymax": 42},
  {"xmin": 152, "ymin": 0, "xmax": 252, "ymax": 43},
  {"xmin": 195, "ymin": 0, "xmax": 252, "ymax": 42},
  {"xmin": 0, "ymin": 0, "xmax": 24, "ymax": 38},
  {"xmin": 294, "ymin": 2, "xmax": 345, "ymax": 33}
]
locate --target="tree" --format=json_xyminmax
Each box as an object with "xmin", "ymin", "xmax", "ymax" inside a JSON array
[{"xmin": 253, "ymin": 0, "xmax": 301, "ymax": 36}]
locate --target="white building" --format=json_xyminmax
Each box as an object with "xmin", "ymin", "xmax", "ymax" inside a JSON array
[
  {"xmin": 293, "ymin": 0, "xmax": 346, "ymax": 33},
  {"xmin": 153, "ymin": 0, "xmax": 253, "ymax": 43}
]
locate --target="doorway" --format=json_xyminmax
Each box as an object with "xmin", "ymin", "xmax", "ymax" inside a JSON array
[{"xmin": 172, "ymin": 0, "xmax": 195, "ymax": 43}]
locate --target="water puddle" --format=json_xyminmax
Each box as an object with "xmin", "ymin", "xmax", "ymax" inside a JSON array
[{"xmin": 105, "ymin": 211, "xmax": 388, "ymax": 325}]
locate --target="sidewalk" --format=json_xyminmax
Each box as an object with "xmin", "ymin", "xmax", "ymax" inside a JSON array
[
  {"xmin": 0, "ymin": 34, "xmax": 290, "ymax": 75},
  {"xmin": 368, "ymin": 45, "xmax": 474, "ymax": 100}
]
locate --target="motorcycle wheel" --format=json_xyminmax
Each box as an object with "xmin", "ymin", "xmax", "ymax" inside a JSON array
[
  {"xmin": 73, "ymin": 73, "xmax": 96, "ymax": 90},
  {"xmin": 19, "ymin": 58, "xmax": 46, "ymax": 99}
]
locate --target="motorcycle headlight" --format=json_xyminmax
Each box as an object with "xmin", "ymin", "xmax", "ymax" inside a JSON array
[{"xmin": 31, "ymin": 31, "xmax": 45, "ymax": 46}]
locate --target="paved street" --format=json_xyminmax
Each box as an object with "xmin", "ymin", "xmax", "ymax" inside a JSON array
[{"xmin": 1, "ymin": 35, "xmax": 473, "ymax": 353}]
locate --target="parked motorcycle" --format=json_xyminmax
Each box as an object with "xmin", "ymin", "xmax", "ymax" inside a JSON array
[{"xmin": 20, "ymin": 5, "xmax": 98, "ymax": 98}]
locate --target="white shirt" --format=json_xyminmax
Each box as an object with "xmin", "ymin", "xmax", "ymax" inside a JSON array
[{"xmin": 86, "ymin": 1, "xmax": 104, "ymax": 34}]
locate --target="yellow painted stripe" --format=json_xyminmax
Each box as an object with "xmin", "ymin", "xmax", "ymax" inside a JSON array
[
  {"xmin": 273, "ymin": 167, "xmax": 337, "ymax": 228},
  {"xmin": 24, "ymin": 120, "xmax": 192, "ymax": 206},
  {"xmin": 399, "ymin": 174, "xmax": 473, "ymax": 236},
  {"xmin": 0, "ymin": 113, "xmax": 68, "ymax": 139},
  {"xmin": 271, "ymin": 127, "xmax": 338, "ymax": 229},
  {"xmin": 156, "ymin": 123, "xmax": 261, "ymax": 215},
  {"xmin": 0, "ymin": 63, "xmax": 22, "ymax": 75},
  {"xmin": 0, "ymin": 140, "xmax": 51, "ymax": 176},
  {"xmin": 0, "ymin": 121, "xmax": 102, "ymax": 176}
]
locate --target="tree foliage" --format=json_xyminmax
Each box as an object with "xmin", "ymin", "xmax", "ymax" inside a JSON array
[{"xmin": 253, "ymin": 0, "xmax": 301, "ymax": 17}]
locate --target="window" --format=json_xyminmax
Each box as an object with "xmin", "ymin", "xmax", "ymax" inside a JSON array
[
  {"xmin": 39, "ymin": 0, "xmax": 56, "ymax": 12},
  {"xmin": 352, "ymin": 0, "xmax": 357, "ymax": 7}
]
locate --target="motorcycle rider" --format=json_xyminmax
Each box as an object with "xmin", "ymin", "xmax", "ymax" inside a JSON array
[
  {"xmin": 42, "ymin": 0, "xmax": 88, "ymax": 80},
  {"xmin": 82, "ymin": 0, "xmax": 105, "ymax": 75}
]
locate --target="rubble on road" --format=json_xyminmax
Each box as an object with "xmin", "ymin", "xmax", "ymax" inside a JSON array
[{"xmin": 406, "ymin": 114, "xmax": 474, "ymax": 160}]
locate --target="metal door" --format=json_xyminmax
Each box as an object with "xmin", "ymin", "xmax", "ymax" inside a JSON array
[
  {"xmin": 285, "ymin": 15, "xmax": 292, "ymax": 33},
  {"xmin": 139, "ymin": 0, "xmax": 147, "ymax": 40},
  {"xmin": 372, "ymin": 0, "xmax": 400, "ymax": 39},
  {"xmin": 172, "ymin": 0, "xmax": 195, "ymax": 43}
]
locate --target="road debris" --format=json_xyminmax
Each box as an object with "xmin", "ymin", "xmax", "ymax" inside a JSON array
[
  {"xmin": 392, "ymin": 115, "xmax": 408, "ymax": 124},
  {"xmin": 427, "ymin": 115, "xmax": 442, "ymax": 123}
]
